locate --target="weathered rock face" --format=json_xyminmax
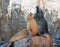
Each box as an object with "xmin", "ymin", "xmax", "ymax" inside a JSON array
[
  {"xmin": 0, "ymin": 0, "xmax": 27, "ymax": 42},
  {"xmin": 38, "ymin": 0, "xmax": 60, "ymax": 35}
]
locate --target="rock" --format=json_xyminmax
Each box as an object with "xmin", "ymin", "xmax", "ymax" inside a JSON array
[
  {"xmin": 53, "ymin": 34, "xmax": 60, "ymax": 46},
  {"xmin": 14, "ymin": 38, "xmax": 30, "ymax": 47}
]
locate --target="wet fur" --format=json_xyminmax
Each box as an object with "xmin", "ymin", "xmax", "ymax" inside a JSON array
[
  {"xmin": 35, "ymin": 6, "xmax": 49, "ymax": 35},
  {"xmin": 30, "ymin": 34, "xmax": 53, "ymax": 47},
  {"xmin": 27, "ymin": 13, "xmax": 38, "ymax": 36},
  {"xmin": 10, "ymin": 28, "xmax": 29, "ymax": 42}
]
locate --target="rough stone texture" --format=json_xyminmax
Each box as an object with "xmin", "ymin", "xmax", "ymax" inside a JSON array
[
  {"xmin": 37, "ymin": 0, "xmax": 60, "ymax": 36},
  {"xmin": 0, "ymin": 0, "xmax": 27, "ymax": 42},
  {"xmin": 14, "ymin": 38, "xmax": 30, "ymax": 47}
]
